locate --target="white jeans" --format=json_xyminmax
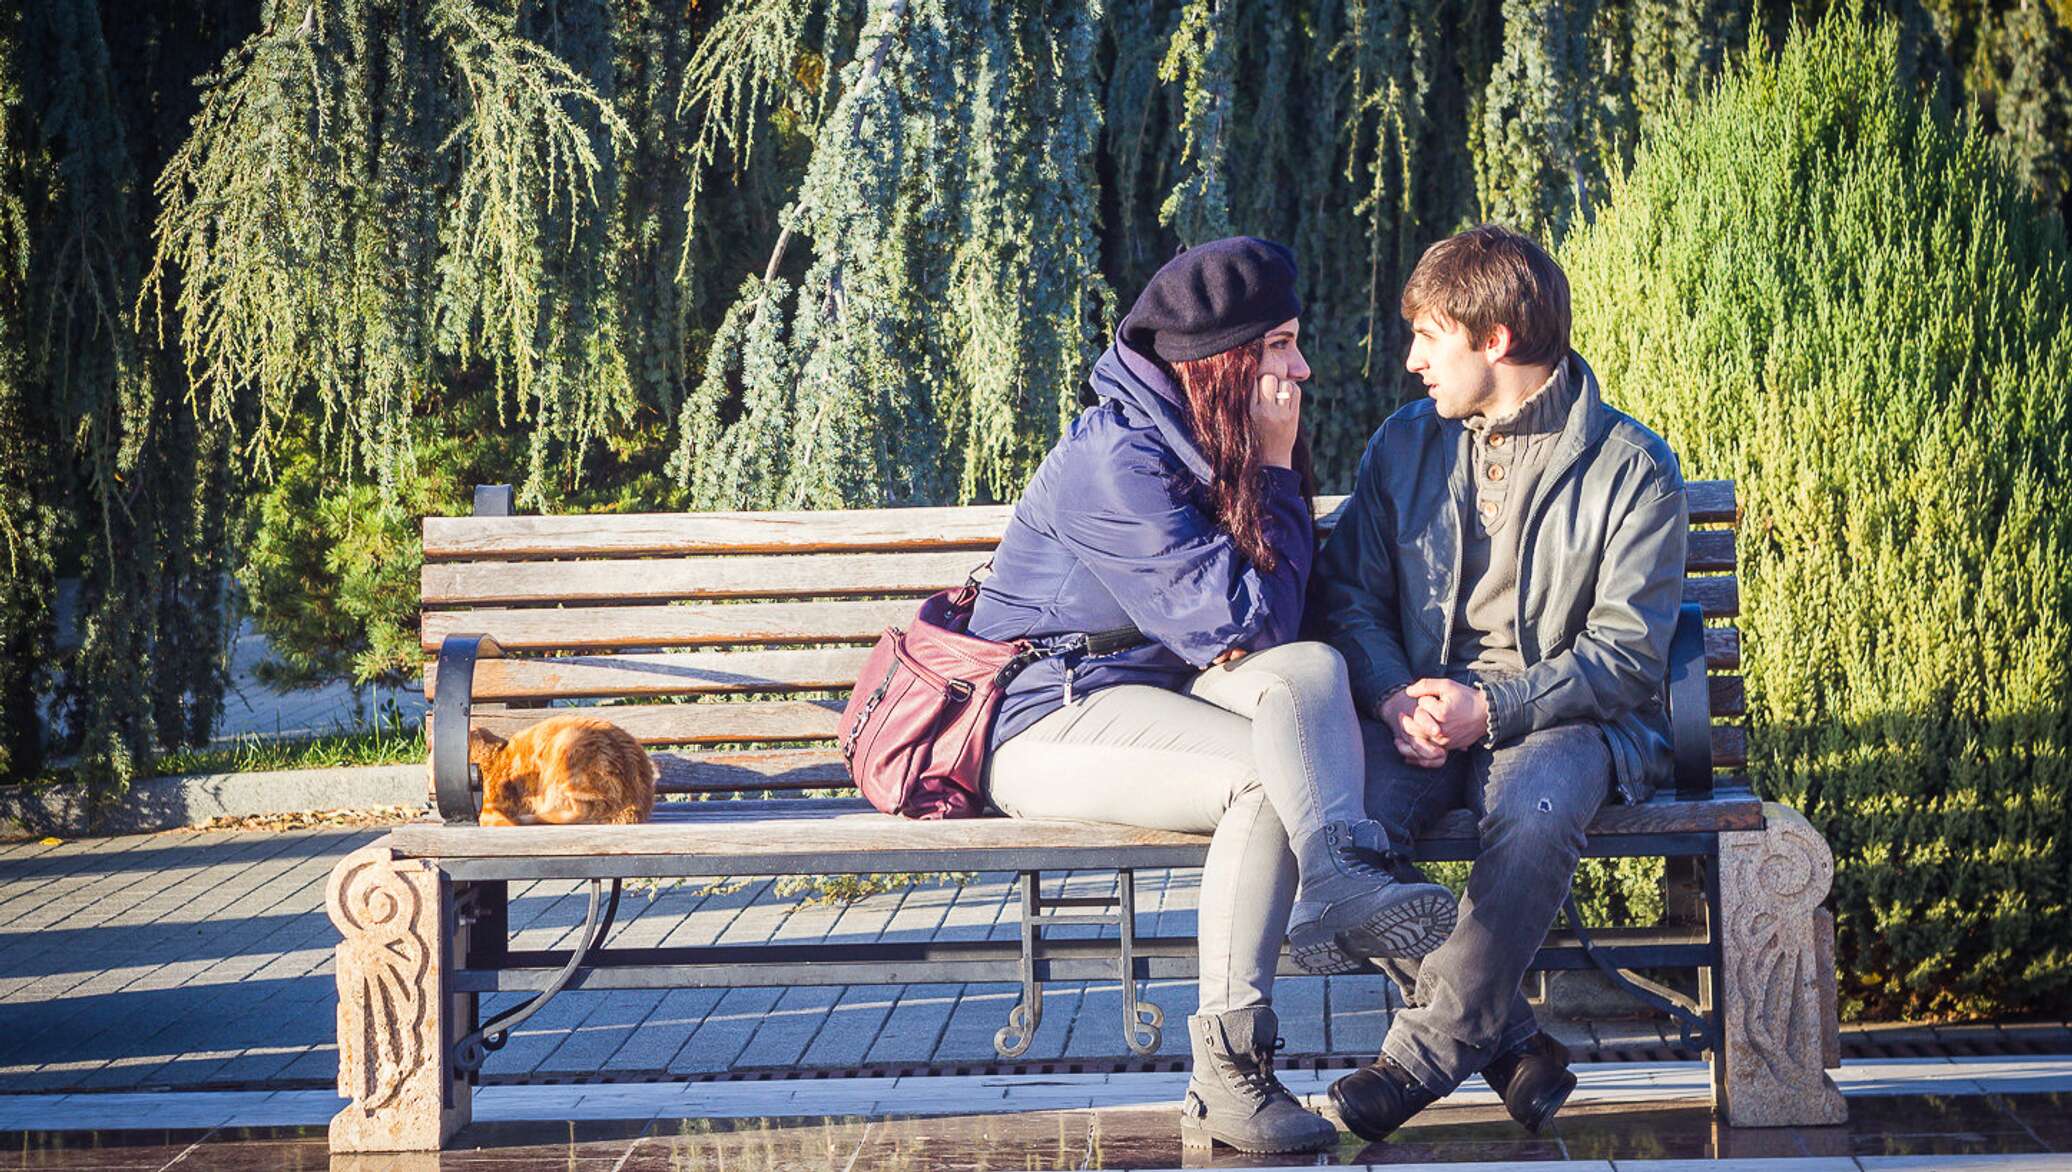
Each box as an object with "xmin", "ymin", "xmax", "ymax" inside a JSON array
[{"xmin": 984, "ymin": 641, "xmax": 1371, "ymax": 1015}]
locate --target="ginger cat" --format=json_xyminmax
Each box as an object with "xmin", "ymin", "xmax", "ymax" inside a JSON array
[{"xmin": 468, "ymin": 715, "xmax": 657, "ymax": 827}]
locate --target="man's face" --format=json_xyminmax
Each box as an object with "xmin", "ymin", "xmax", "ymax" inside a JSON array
[{"xmin": 1405, "ymin": 310, "xmax": 1498, "ymax": 419}]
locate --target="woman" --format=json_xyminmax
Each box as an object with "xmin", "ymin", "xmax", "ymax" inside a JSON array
[{"xmin": 969, "ymin": 237, "xmax": 1457, "ymax": 1154}]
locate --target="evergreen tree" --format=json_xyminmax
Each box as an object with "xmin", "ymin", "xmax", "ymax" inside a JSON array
[
  {"xmin": 1985, "ymin": 0, "xmax": 2071, "ymax": 213},
  {"xmin": 1625, "ymin": 0, "xmax": 1743, "ymax": 123},
  {"xmin": 0, "ymin": 0, "xmax": 245, "ymax": 794},
  {"xmin": 23, "ymin": 0, "xmax": 162, "ymax": 794},
  {"xmin": 1564, "ymin": 8, "xmax": 2072, "ymax": 1016},
  {"xmin": 1477, "ymin": 0, "xmax": 1605, "ymax": 242},
  {"xmin": 1156, "ymin": 0, "xmax": 1238, "ymax": 243},
  {"xmin": 149, "ymin": 0, "xmax": 639, "ymax": 505},
  {"xmin": 0, "ymin": 5, "xmax": 59, "ymax": 780},
  {"xmin": 670, "ymin": 0, "xmax": 1114, "ymax": 509}
]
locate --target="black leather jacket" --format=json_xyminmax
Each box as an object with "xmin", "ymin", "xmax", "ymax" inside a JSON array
[{"xmin": 1306, "ymin": 353, "xmax": 1688, "ymax": 803}]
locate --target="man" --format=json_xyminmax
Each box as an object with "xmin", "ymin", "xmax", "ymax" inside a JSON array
[{"xmin": 1306, "ymin": 224, "xmax": 1689, "ymax": 1140}]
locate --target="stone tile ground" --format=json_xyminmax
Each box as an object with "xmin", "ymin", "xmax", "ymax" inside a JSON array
[{"xmin": 0, "ymin": 826, "xmax": 1433, "ymax": 1092}]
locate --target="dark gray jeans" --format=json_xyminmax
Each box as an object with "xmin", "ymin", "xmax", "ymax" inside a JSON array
[{"xmin": 1360, "ymin": 717, "xmax": 1611, "ymax": 1093}]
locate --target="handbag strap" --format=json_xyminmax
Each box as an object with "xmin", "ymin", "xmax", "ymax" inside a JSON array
[
  {"xmin": 1080, "ymin": 625, "xmax": 1144, "ymax": 656},
  {"xmin": 960, "ymin": 556, "xmax": 1142, "ymax": 661}
]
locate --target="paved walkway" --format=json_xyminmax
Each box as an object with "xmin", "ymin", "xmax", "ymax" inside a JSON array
[
  {"xmin": 7, "ymin": 826, "xmax": 2067, "ymax": 1097},
  {"xmin": 1, "ymin": 824, "xmax": 1438, "ymax": 1092}
]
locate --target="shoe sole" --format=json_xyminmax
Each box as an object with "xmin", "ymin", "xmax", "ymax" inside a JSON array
[
  {"xmin": 1287, "ymin": 888, "xmax": 1459, "ymax": 975},
  {"xmin": 1516, "ymin": 1068, "xmax": 1578, "ymax": 1134},
  {"xmin": 1179, "ymin": 1114, "xmax": 1335, "ymax": 1154}
]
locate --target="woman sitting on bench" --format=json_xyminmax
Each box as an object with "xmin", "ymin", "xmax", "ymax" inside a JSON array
[{"xmin": 968, "ymin": 237, "xmax": 1456, "ymax": 1156}]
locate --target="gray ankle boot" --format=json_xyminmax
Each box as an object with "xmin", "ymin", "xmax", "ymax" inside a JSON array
[
  {"xmin": 1286, "ymin": 819, "xmax": 1457, "ymax": 974},
  {"xmin": 1179, "ymin": 1007, "xmax": 1338, "ymax": 1154}
]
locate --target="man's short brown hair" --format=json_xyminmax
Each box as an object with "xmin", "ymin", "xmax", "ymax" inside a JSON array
[{"xmin": 1400, "ymin": 224, "xmax": 1571, "ymax": 367}]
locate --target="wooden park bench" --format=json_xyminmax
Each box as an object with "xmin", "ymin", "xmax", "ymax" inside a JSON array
[{"xmin": 325, "ymin": 480, "xmax": 1846, "ymax": 1152}]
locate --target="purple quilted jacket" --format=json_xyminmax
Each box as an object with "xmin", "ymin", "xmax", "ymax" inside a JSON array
[{"xmin": 969, "ymin": 341, "xmax": 1315, "ymax": 749}]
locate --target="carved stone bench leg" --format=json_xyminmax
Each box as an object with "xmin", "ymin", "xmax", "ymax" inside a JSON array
[
  {"xmin": 328, "ymin": 845, "xmax": 473, "ymax": 1152},
  {"xmin": 1715, "ymin": 802, "xmax": 1848, "ymax": 1127}
]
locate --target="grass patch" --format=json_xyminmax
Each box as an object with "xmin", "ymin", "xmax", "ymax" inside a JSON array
[{"xmin": 150, "ymin": 719, "xmax": 424, "ymax": 777}]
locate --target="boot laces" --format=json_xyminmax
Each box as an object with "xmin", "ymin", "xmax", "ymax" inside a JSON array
[
  {"xmin": 1338, "ymin": 838, "xmax": 1403, "ymax": 880},
  {"xmin": 1219, "ymin": 1036, "xmax": 1297, "ymax": 1108}
]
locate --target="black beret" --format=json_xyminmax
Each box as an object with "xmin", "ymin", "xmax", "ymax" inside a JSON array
[{"xmin": 1118, "ymin": 236, "xmax": 1302, "ymax": 363}]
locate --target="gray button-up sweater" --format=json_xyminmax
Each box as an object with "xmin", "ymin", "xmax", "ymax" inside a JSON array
[{"xmin": 1451, "ymin": 363, "xmax": 1578, "ymax": 680}]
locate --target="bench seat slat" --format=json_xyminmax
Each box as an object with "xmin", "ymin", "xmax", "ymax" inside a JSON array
[
  {"xmin": 1685, "ymin": 529, "xmax": 1735, "ymax": 573},
  {"xmin": 1706, "ymin": 626, "xmax": 1739, "ymax": 670},
  {"xmin": 382, "ymin": 791, "xmax": 1764, "ymax": 867},
  {"xmin": 1711, "ymin": 675, "xmax": 1745, "ymax": 717},
  {"xmin": 653, "ymin": 766, "xmax": 1756, "ymax": 797},
  {"xmin": 435, "ymin": 647, "xmax": 1745, "ymax": 706},
  {"xmin": 1683, "ymin": 480, "xmax": 1735, "ymax": 524},
  {"xmin": 649, "ymin": 749, "xmax": 848, "ymax": 790}
]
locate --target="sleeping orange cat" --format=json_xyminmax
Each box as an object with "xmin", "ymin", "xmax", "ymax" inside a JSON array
[{"xmin": 468, "ymin": 715, "xmax": 657, "ymax": 827}]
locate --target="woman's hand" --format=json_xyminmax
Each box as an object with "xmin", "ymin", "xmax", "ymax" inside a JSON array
[{"xmin": 1253, "ymin": 373, "xmax": 1301, "ymax": 469}]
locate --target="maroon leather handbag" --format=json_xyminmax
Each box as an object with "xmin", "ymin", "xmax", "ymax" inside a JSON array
[{"xmin": 839, "ymin": 579, "xmax": 1138, "ymax": 820}]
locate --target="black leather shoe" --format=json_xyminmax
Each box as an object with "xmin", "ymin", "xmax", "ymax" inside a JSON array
[
  {"xmin": 1481, "ymin": 1030, "xmax": 1576, "ymax": 1133},
  {"xmin": 1327, "ymin": 1054, "xmax": 1440, "ymax": 1142}
]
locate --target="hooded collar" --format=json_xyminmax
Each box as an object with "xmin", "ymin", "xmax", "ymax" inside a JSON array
[{"xmin": 1087, "ymin": 341, "xmax": 1215, "ymax": 483}]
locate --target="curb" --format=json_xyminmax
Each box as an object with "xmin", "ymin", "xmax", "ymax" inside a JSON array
[{"xmin": 0, "ymin": 762, "xmax": 426, "ymax": 837}]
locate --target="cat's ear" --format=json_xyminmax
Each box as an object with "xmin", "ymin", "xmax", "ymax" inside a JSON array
[{"xmin": 468, "ymin": 727, "xmax": 507, "ymax": 751}]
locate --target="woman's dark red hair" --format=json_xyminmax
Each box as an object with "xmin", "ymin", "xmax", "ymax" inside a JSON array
[{"xmin": 1167, "ymin": 341, "xmax": 1317, "ymax": 573}]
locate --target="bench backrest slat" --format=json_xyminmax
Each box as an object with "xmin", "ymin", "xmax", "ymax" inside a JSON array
[
  {"xmin": 423, "ymin": 489, "xmax": 1737, "ymax": 561},
  {"xmin": 423, "ymin": 480, "xmax": 1743, "ymax": 783},
  {"xmin": 424, "ymin": 538, "xmax": 1739, "ymax": 609}
]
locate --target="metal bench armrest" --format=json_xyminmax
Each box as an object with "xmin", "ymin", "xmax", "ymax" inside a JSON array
[
  {"xmin": 432, "ymin": 633, "xmax": 504, "ymax": 824},
  {"xmin": 1665, "ymin": 601, "xmax": 1713, "ymax": 800}
]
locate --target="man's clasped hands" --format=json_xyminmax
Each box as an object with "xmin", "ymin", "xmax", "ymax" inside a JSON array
[{"xmin": 1379, "ymin": 678, "xmax": 1488, "ymax": 768}]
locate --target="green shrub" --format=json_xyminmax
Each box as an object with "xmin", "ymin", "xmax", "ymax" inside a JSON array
[
  {"xmin": 235, "ymin": 434, "xmax": 467, "ymax": 687},
  {"xmin": 235, "ymin": 392, "xmax": 684, "ymax": 688},
  {"xmin": 1562, "ymin": 9, "xmax": 2072, "ymax": 1018}
]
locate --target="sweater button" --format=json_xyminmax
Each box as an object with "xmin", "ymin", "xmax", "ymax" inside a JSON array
[{"xmin": 1486, "ymin": 463, "xmax": 1506, "ymax": 482}]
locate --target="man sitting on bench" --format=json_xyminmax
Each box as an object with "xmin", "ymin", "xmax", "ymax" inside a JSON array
[{"xmin": 1307, "ymin": 224, "xmax": 1691, "ymax": 1141}]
